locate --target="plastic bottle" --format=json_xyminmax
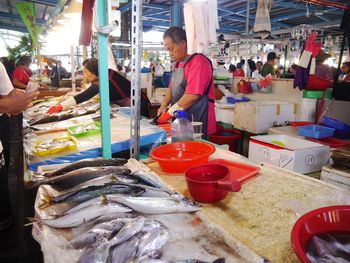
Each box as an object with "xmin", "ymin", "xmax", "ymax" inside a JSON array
[{"xmin": 171, "ymin": 110, "xmax": 194, "ymax": 142}]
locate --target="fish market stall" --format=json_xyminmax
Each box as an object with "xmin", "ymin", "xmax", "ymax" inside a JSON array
[
  {"xmin": 23, "ymin": 101, "xmax": 166, "ymax": 172},
  {"xmin": 30, "ymin": 158, "xmax": 264, "ymax": 263},
  {"xmin": 146, "ymin": 148, "xmax": 350, "ymax": 262}
]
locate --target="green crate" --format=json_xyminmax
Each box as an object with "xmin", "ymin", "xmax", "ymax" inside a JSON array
[
  {"xmin": 67, "ymin": 121, "xmax": 101, "ymax": 138},
  {"xmin": 303, "ymin": 89, "xmax": 332, "ymax": 99}
]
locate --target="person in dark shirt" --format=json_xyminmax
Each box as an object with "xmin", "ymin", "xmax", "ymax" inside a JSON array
[
  {"xmin": 261, "ymin": 52, "xmax": 277, "ymax": 77},
  {"xmin": 47, "ymin": 58, "xmax": 150, "ymax": 117}
]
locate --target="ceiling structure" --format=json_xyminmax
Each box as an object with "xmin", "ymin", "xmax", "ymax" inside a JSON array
[{"xmin": 0, "ymin": 0, "xmax": 348, "ymax": 37}]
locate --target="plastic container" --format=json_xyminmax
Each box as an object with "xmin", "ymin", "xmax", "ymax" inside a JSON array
[
  {"xmin": 33, "ymin": 137, "xmax": 77, "ymax": 156},
  {"xmin": 150, "ymin": 141, "xmax": 215, "ymax": 173},
  {"xmin": 291, "ymin": 205, "xmax": 350, "ymax": 263},
  {"xmin": 303, "ymin": 89, "xmax": 332, "ymax": 99},
  {"xmin": 297, "ymin": 125, "xmax": 335, "ymax": 139},
  {"xmin": 305, "ymin": 75, "xmax": 333, "ymax": 91},
  {"xmin": 333, "ymin": 129, "xmax": 350, "ymax": 140},
  {"xmin": 185, "ymin": 164, "xmax": 241, "ymax": 203},
  {"xmin": 209, "ymin": 125, "xmax": 242, "ymax": 152},
  {"xmin": 289, "ymin": 121, "xmax": 314, "ymax": 127},
  {"xmin": 306, "ymin": 137, "xmax": 350, "ymax": 148},
  {"xmin": 322, "ymin": 116, "xmax": 350, "ymax": 132},
  {"xmin": 171, "ymin": 110, "xmax": 194, "ymax": 142},
  {"xmin": 226, "ymin": 96, "xmax": 250, "ymax": 104},
  {"xmin": 67, "ymin": 121, "xmax": 101, "ymax": 138},
  {"xmin": 209, "ymin": 159, "xmax": 260, "ymax": 183}
]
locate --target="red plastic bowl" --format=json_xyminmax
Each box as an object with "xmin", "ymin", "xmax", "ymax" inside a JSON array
[
  {"xmin": 305, "ymin": 75, "xmax": 333, "ymax": 91},
  {"xmin": 291, "ymin": 205, "xmax": 350, "ymax": 263},
  {"xmin": 150, "ymin": 141, "xmax": 216, "ymax": 173},
  {"xmin": 185, "ymin": 164, "xmax": 240, "ymax": 203}
]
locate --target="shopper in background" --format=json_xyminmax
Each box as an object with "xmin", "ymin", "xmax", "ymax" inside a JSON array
[
  {"xmin": 0, "ymin": 61, "xmax": 37, "ymax": 237},
  {"xmin": 157, "ymin": 26, "xmax": 216, "ymax": 137},
  {"xmin": 261, "ymin": 52, "xmax": 277, "ymax": 77},
  {"xmin": 233, "ymin": 62, "xmax": 245, "ymax": 77},
  {"xmin": 314, "ymin": 49, "xmax": 333, "ymax": 80},
  {"xmin": 228, "ymin": 64, "xmax": 236, "ymax": 74},
  {"xmin": 47, "ymin": 58, "xmax": 150, "ymax": 117},
  {"xmin": 341, "ymin": 62, "xmax": 350, "ymax": 82},
  {"xmin": 42, "ymin": 65, "xmax": 51, "ymax": 77},
  {"xmin": 247, "ymin": 59, "xmax": 258, "ymax": 78},
  {"xmin": 285, "ymin": 64, "xmax": 297, "ymax": 79},
  {"xmin": 50, "ymin": 60, "xmax": 68, "ymax": 87},
  {"xmin": 256, "ymin": 61, "xmax": 263, "ymax": 74}
]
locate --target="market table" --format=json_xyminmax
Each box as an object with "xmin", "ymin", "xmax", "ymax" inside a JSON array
[
  {"xmin": 37, "ymin": 87, "xmax": 77, "ymax": 99},
  {"xmin": 145, "ymin": 147, "xmax": 350, "ymax": 262}
]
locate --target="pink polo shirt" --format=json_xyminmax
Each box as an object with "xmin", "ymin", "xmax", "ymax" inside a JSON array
[{"xmin": 176, "ymin": 54, "xmax": 216, "ymax": 135}]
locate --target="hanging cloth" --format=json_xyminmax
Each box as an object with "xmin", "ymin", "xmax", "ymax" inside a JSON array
[
  {"xmin": 253, "ymin": 0, "xmax": 272, "ymax": 39},
  {"xmin": 79, "ymin": 0, "xmax": 95, "ymax": 46}
]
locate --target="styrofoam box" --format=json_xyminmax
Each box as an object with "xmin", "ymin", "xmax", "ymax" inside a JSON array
[
  {"xmin": 215, "ymin": 102, "xmax": 235, "ymax": 125},
  {"xmin": 233, "ymin": 101, "xmax": 296, "ymax": 134},
  {"xmin": 248, "ymin": 134, "xmax": 330, "ymax": 174},
  {"xmin": 321, "ymin": 166, "xmax": 350, "ymax": 190}
]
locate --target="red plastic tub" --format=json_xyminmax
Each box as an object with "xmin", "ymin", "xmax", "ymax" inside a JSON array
[
  {"xmin": 291, "ymin": 205, "xmax": 350, "ymax": 263},
  {"xmin": 209, "ymin": 125, "xmax": 242, "ymax": 152},
  {"xmin": 289, "ymin": 121, "xmax": 314, "ymax": 127},
  {"xmin": 185, "ymin": 164, "xmax": 241, "ymax": 203},
  {"xmin": 150, "ymin": 141, "xmax": 215, "ymax": 174},
  {"xmin": 305, "ymin": 75, "xmax": 333, "ymax": 91}
]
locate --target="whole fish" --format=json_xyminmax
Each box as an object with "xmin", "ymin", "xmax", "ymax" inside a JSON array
[
  {"xmin": 69, "ymin": 228, "xmax": 114, "ymax": 249},
  {"xmin": 30, "ymin": 166, "xmax": 130, "ymax": 189},
  {"xmin": 107, "ymin": 196, "xmax": 201, "ymax": 214},
  {"xmin": 78, "ymin": 217, "xmax": 146, "ymax": 263},
  {"xmin": 28, "ymin": 201, "xmax": 132, "ymax": 228},
  {"xmin": 136, "ymin": 228, "xmax": 170, "ymax": 259},
  {"xmin": 40, "ymin": 182, "xmax": 145, "ymax": 208},
  {"xmin": 111, "ymin": 234, "xmax": 141, "ymax": 263},
  {"xmin": 130, "ymin": 171, "xmax": 164, "ymax": 188},
  {"xmin": 45, "ymin": 158, "xmax": 127, "ymax": 177}
]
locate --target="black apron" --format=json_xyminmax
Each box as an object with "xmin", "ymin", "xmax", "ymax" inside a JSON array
[{"xmin": 170, "ymin": 54, "xmax": 213, "ymax": 136}]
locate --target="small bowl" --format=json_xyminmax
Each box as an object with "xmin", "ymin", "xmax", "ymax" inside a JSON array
[
  {"xmin": 291, "ymin": 205, "xmax": 350, "ymax": 263},
  {"xmin": 185, "ymin": 164, "xmax": 241, "ymax": 203},
  {"xmin": 150, "ymin": 141, "xmax": 215, "ymax": 174}
]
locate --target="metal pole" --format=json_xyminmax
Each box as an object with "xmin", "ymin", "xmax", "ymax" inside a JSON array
[
  {"xmin": 70, "ymin": 45, "xmax": 76, "ymax": 92},
  {"xmin": 97, "ymin": 0, "xmax": 112, "ymax": 158},
  {"xmin": 171, "ymin": 0, "xmax": 182, "ymax": 27},
  {"xmin": 245, "ymin": 0, "xmax": 250, "ymax": 74},
  {"xmin": 130, "ymin": 0, "xmax": 142, "ymax": 160}
]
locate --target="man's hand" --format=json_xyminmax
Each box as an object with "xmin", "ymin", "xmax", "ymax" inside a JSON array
[
  {"xmin": 157, "ymin": 104, "xmax": 168, "ymax": 116},
  {"xmin": 2, "ymin": 89, "xmax": 39, "ymax": 115}
]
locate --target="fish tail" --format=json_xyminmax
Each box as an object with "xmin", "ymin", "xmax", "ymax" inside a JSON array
[
  {"xmin": 38, "ymin": 193, "xmax": 52, "ymax": 209},
  {"xmin": 24, "ymin": 217, "xmax": 38, "ymax": 226}
]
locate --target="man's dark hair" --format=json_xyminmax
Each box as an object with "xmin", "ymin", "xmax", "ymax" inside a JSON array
[
  {"xmin": 82, "ymin": 59, "xmax": 90, "ymax": 66},
  {"xmin": 256, "ymin": 61, "xmax": 263, "ymax": 66},
  {"xmin": 163, "ymin": 27, "xmax": 187, "ymax": 44},
  {"xmin": 343, "ymin": 62, "xmax": 350, "ymax": 68},
  {"xmin": 247, "ymin": 59, "xmax": 256, "ymax": 71},
  {"xmin": 267, "ymin": 52, "xmax": 277, "ymax": 61},
  {"xmin": 228, "ymin": 64, "xmax": 236, "ymax": 72},
  {"xmin": 84, "ymin": 58, "xmax": 99, "ymax": 76},
  {"xmin": 240, "ymin": 59, "xmax": 245, "ymax": 65},
  {"xmin": 16, "ymin": 55, "xmax": 32, "ymax": 67}
]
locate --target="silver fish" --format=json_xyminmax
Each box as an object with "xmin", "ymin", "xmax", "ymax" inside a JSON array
[
  {"xmin": 136, "ymin": 228, "xmax": 170, "ymax": 259},
  {"xmin": 69, "ymin": 228, "xmax": 114, "ymax": 249},
  {"xmin": 31, "ymin": 166, "xmax": 131, "ymax": 189},
  {"xmin": 111, "ymin": 234, "xmax": 141, "ymax": 263},
  {"xmin": 29, "ymin": 201, "xmax": 131, "ymax": 228},
  {"xmin": 45, "ymin": 158, "xmax": 127, "ymax": 177},
  {"xmin": 106, "ymin": 196, "xmax": 201, "ymax": 214},
  {"xmin": 42, "ymin": 182, "xmax": 145, "ymax": 207},
  {"xmin": 78, "ymin": 217, "xmax": 146, "ymax": 263},
  {"xmin": 131, "ymin": 170, "xmax": 164, "ymax": 188}
]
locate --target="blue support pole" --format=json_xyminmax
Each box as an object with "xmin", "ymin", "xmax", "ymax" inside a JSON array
[
  {"xmin": 97, "ymin": 0, "xmax": 112, "ymax": 158},
  {"xmin": 171, "ymin": 0, "xmax": 182, "ymax": 27}
]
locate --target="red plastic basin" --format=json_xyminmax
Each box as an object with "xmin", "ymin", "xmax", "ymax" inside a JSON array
[
  {"xmin": 150, "ymin": 141, "xmax": 216, "ymax": 174},
  {"xmin": 291, "ymin": 205, "xmax": 350, "ymax": 263}
]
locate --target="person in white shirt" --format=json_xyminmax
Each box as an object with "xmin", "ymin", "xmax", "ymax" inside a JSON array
[{"xmin": 0, "ymin": 61, "xmax": 37, "ymax": 235}]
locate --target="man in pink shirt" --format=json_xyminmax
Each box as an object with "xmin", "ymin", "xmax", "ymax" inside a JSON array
[{"xmin": 157, "ymin": 27, "xmax": 216, "ymax": 137}]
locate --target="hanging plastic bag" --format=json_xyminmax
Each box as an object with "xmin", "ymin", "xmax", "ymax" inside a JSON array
[{"xmin": 253, "ymin": 0, "xmax": 272, "ymax": 39}]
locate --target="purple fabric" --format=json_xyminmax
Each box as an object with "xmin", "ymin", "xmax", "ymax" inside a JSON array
[{"xmin": 293, "ymin": 66, "xmax": 310, "ymax": 90}]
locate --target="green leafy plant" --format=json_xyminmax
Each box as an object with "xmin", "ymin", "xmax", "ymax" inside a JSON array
[{"xmin": 7, "ymin": 35, "xmax": 33, "ymax": 61}]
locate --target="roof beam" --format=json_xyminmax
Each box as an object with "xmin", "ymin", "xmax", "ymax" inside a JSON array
[
  {"xmin": 0, "ymin": 11, "xmax": 45, "ymax": 25},
  {"xmin": 144, "ymin": 14, "xmax": 169, "ymax": 21},
  {"xmin": 0, "ymin": 24, "xmax": 28, "ymax": 33},
  {"xmin": 29, "ymin": 0, "xmax": 58, "ymax": 6},
  {"xmin": 143, "ymin": 20, "xmax": 170, "ymax": 28}
]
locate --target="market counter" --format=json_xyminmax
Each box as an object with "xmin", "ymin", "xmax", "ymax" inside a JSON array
[
  {"xmin": 146, "ymin": 148, "xmax": 350, "ymax": 262},
  {"xmin": 37, "ymin": 87, "xmax": 78, "ymax": 99}
]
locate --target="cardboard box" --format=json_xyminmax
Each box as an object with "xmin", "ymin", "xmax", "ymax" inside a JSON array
[
  {"xmin": 233, "ymin": 101, "xmax": 296, "ymax": 134},
  {"xmin": 248, "ymin": 134, "xmax": 330, "ymax": 174}
]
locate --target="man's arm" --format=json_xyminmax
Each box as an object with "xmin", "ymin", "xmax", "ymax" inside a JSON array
[
  {"xmin": 176, "ymin": 93, "xmax": 200, "ymax": 109},
  {"xmin": 13, "ymin": 78, "xmax": 27, "ymax": 90},
  {"xmin": 0, "ymin": 89, "xmax": 38, "ymax": 115}
]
